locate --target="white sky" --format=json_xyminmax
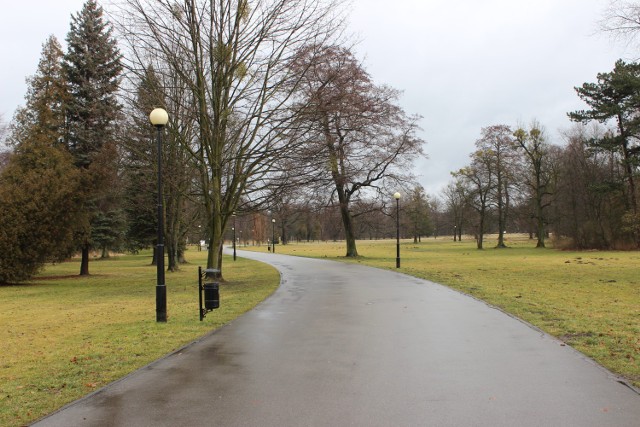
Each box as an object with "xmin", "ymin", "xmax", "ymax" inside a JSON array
[{"xmin": 0, "ymin": 0, "xmax": 631, "ymax": 195}]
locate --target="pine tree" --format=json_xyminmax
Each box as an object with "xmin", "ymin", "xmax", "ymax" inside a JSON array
[
  {"xmin": 63, "ymin": 0, "xmax": 123, "ymax": 275},
  {"xmin": 569, "ymin": 60, "xmax": 640, "ymax": 236}
]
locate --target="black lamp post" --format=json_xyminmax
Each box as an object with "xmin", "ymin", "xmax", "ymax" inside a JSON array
[
  {"xmin": 232, "ymin": 212, "xmax": 237, "ymax": 261},
  {"xmin": 150, "ymin": 108, "xmax": 168, "ymax": 322},
  {"xmin": 394, "ymin": 192, "xmax": 401, "ymax": 268},
  {"xmin": 272, "ymin": 218, "xmax": 276, "ymax": 253}
]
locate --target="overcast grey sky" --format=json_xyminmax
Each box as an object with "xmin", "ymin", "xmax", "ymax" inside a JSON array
[{"xmin": 0, "ymin": 0, "xmax": 630, "ymax": 195}]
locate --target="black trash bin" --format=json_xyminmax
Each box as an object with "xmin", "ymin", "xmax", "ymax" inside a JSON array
[
  {"xmin": 199, "ymin": 267, "xmax": 221, "ymax": 320},
  {"xmin": 204, "ymin": 282, "xmax": 219, "ymax": 310},
  {"xmin": 200, "ymin": 268, "xmax": 220, "ymax": 317}
]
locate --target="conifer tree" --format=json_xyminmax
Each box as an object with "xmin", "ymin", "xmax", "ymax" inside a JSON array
[
  {"xmin": 569, "ymin": 60, "xmax": 640, "ymax": 226},
  {"xmin": 9, "ymin": 35, "xmax": 68, "ymax": 148},
  {"xmin": 0, "ymin": 36, "xmax": 82, "ymax": 283},
  {"xmin": 63, "ymin": 0, "xmax": 123, "ymax": 275},
  {"xmin": 121, "ymin": 66, "xmax": 164, "ymax": 256}
]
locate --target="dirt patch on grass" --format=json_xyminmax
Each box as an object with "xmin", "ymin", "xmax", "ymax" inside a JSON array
[{"xmin": 559, "ymin": 332, "xmax": 597, "ymax": 342}]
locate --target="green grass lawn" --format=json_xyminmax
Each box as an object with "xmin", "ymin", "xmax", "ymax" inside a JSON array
[
  {"xmin": 0, "ymin": 249, "xmax": 279, "ymax": 426},
  {"xmin": 259, "ymin": 235, "xmax": 640, "ymax": 389}
]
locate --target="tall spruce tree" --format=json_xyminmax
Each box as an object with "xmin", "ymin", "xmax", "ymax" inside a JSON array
[{"xmin": 63, "ymin": 0, "xmax": 123, "ymax": 275}]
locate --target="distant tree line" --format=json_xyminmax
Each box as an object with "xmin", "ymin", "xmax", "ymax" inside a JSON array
[
  {"xmin": 439, "ymin": 60, "xmax": 640, "ymax": 250},
  {"xmin": 226, "ymin": 186, "xmax": 434, "ymax": 247},
  {"xmin": 435, "ymin": 0, "xmax": 640, "ymax": 250}
]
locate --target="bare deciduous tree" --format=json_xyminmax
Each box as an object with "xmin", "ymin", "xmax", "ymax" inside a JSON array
[
  {"xmin": 513, "ymin": 122, "xmax": 558, "ymax": 248},
  {"xmin": 112, "ymin": 0, "xmax": 347, "ymax": 274},
  {"xmin": 287, "ymin": 45, "xmax": 425, "ymax": 257},
  {"xmin": 454, "ymin": 148, "xmax": 496, "ymax": 250},
  {"xmin": 552, "ymin": 124, "xmax": 627, "ymax": 249},
  {"xmin": 600, "ymin": 0, "xmax": 640, "ymax": 48},
  {"xmin": 0, "ymin": 114, "xmax": 8, "ymax": 157},
  {"xmin": 442, "ymin": 179, "xmax": 467, "ymax": 241},
  {"xmin": 475, "ymin": 125, "xmax": 515, "ymax": 248}
]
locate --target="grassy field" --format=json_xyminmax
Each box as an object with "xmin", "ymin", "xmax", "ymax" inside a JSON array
[
  {"xmin": 256, "ymin": 235, "xmax": 640, "ymax": 388},
  {"xmin": 0, "ymin": 249, "xmax": 279, "ymax": 426}
]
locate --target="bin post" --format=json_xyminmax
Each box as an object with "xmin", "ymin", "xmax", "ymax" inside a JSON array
[{"xmin": 198, "ymin": 266, "xmax": 204, "ymax": 321}]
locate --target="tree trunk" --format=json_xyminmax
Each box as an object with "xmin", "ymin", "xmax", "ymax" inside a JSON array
[
  {"xmin": 167, "ymin": 240, "xmax": 178, "ymax": 272},
  {"xmin": 334, "ymin": 189, "xmax": 358, "ymax": 257},
  {"xmin": 535, "ymin": 195, "xmax": 546, "ymax": 248},
  {"xmin": 80, "ymin": 244, "xmax": 90, "ymax": 276},
  {"xmin": 477, "ymin": 211, "xmax": 485, "ymax": 250},
  {"xmin": 496, "ymin": 215, "xmax": 507, "ymax": 248},
  {"xmin": 281, "ymin": 223, "xmax": 287, "ymax": 245},
  {"xmin": 340, "ymin": 203, "xmax": 358, "ymax": 257},
  {"xmin": 536, "ymin": 214, "xmax": 546, "ymax": 248},
  {"xmin": 205, "ymin": 207, "xmax": 226, "ymax": 279}
]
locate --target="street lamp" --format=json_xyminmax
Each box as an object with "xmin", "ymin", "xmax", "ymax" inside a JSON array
[
  {"xmin": 394, "ymin": 192, "xmax": 401, "ymax": 268},
  {"xmin": 232, "ymin": 212, "xmax": 237, "ymax": 261},
  {"xmin": 150, "ymin": 107, "xmax": 169, "ymax": 322},
  {"xmin": 272, "ymin": 218, "xmax": 276, "ymax": 253}
]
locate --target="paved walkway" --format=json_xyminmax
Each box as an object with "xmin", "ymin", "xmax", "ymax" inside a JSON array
[{"xmin": 33, "ymin": 251, "xmax": 640, "ymax": 426}]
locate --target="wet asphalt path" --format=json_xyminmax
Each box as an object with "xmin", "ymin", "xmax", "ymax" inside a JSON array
[{"xmin": 33, "ymin": 250, "xmax": 640, "ymax": 426}]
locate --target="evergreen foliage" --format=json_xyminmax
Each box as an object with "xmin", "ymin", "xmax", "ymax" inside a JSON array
[
  {"xmin": 0, "ymin": 141, "xmax": 82, "ymax": 283},
  {"xmin": 63, "ymin": 0, "xmax": 123, "ymax": 274},
  {"xmin": 121, "ymin": 66, "xmax": 163, "ymax": 254},
  {"xmin": 569, "ymin": 60, "xmax": 640, "ymax": 203},
  {"xmin": 569, "ymin": 60, "xmax": 640, "ymax": 245},
  {"xmin": 64, "ymin": 0, "xmax": 122, "ymax": 167},
  {"xmin": 0, "ymin": 36, "xmax": 84, "ymax": 283}
]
